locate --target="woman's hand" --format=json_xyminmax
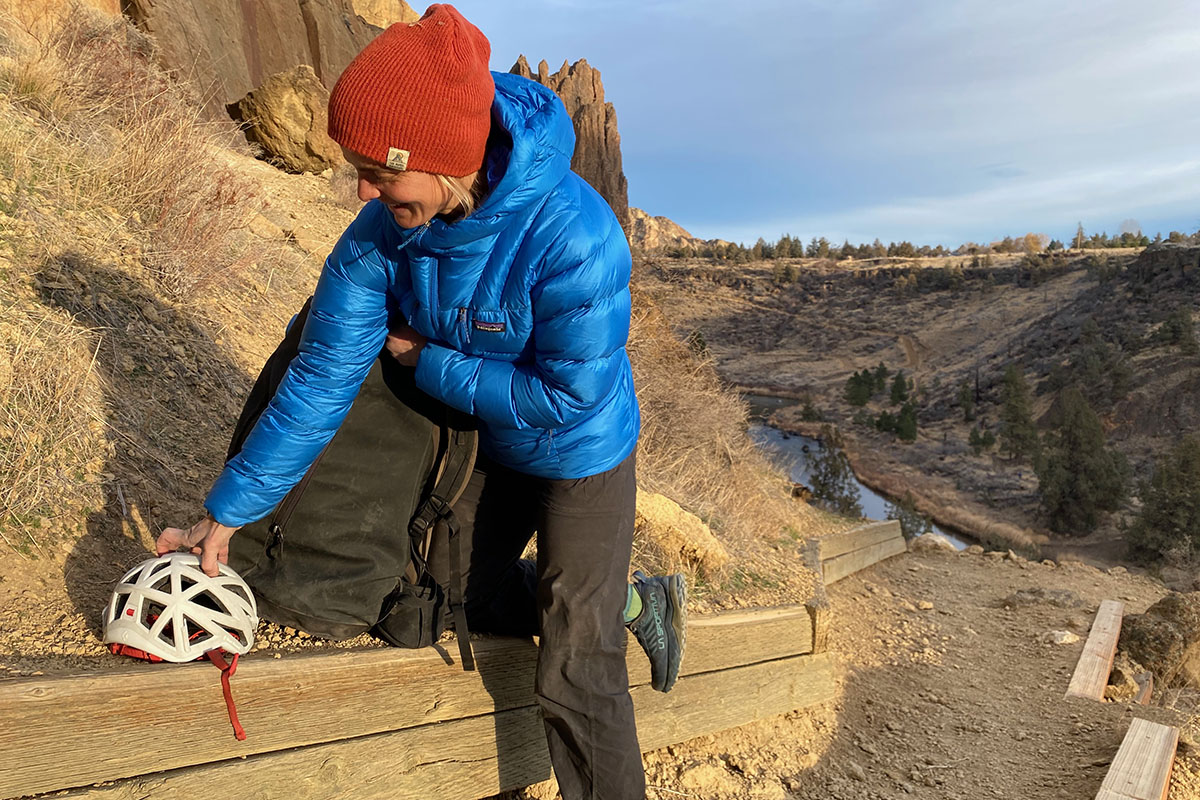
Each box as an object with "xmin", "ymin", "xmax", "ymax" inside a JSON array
[
  {"xmin": 156, "ymin": 515, "xmax": 240, "ymax": 577},
  {"xmin": 385, "ymin": 324, "xmax": 427, "ymax": 367}
]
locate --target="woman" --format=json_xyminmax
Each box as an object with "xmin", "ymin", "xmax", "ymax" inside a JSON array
[{"xmin": 156, "ymin": 5, "xmax": 684, "ymax": 797}]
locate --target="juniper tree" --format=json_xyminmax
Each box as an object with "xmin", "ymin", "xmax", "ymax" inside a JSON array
[
  {"xmin": 1127, "ymin": 435, "xmax": 1200, "ymax": 560},
  {"xmin": 1000, "ymin": 364, "xmax": 1039, "ymax": 461},
  {"xmin": 1035, "ymin": 387, "xmax": 1129, "ymax": 534}
]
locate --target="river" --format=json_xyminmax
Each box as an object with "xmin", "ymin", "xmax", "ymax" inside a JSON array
[{"xmin": 744, "ymin": 394, "xmax": 970, "ymax": 550}]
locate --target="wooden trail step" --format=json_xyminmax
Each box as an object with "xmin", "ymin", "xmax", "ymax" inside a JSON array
[
  {"xmin": 818, "ymin": 520, "xmax": 906, "ymax": 584},
  {"xmin": 56, "ymin": 652, "xmax": 836, "ymax": 800},
  {"xmin": 1095, "ymin": 717, "xmax": 1178, "ymax": 800},
  {"xmin": 0, "ymin": 605, "xmax": 825, "ymax": 799},
  {"xmin": 1065, "ymin": 600, "xmax": 1125, "ymax": 700}
]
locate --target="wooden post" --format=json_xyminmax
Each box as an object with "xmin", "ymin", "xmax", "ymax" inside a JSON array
[
  {"xmin": 1065, "ymin": 600, "xmax": 1124, "ymax": 701},
  {"xmin": 1094, "ymin": 718, "xmax": 1178, "ymax": 800}
]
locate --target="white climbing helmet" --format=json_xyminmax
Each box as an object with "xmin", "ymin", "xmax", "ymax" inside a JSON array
[{"xmin": 103, "ymin": 553, "xmax": 258, "ymax": 662}]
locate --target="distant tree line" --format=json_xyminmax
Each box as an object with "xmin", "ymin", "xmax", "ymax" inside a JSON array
[{"xmin": 656, "ymin": 222, "xmax": 1199, "ymax": 262}]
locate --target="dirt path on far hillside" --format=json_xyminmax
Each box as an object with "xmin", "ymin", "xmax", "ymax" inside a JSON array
[{"xmin": 627, "ymin": 546, "xmax": 1200, "ymax": 800}]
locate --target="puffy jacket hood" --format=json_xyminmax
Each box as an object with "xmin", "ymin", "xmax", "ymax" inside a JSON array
[{"xmin": 401, "ymin": 71, "xmax": 576, "ymax": 250}]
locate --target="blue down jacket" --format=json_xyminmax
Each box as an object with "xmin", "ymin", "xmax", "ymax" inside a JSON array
[{"xmin": 205, "ymin": 72, "xmax": 639, "ymax": 527}]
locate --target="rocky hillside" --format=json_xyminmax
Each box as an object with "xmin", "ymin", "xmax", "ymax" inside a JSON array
[
  {"xmin": 638, "ymin": 248, "xmax": 1200, "ymax": 563},
  {"xmin": 511, "ymin": 55, "xmax": 629, "ymax": 232}
]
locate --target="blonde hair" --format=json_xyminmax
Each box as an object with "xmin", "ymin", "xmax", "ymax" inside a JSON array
[{"xmin": 436, "ymin": 173, "xmax": 482, "ymax": 218}]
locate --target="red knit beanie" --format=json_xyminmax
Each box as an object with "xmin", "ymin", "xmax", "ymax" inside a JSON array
[{"xmin": 327, "ymin": 4, "xmax": 494, "ymax": 177}]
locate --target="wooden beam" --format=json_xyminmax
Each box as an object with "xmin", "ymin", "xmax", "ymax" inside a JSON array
[
  {"xmin": 821, "ymin": 533, "xmax": 907, "ymax": 585},
  {"xmin": 1095, "ymin": 717, "xmax": 1178, "ymax": 800},
  {"xmin": 0, "ymin": 606, "xmax": 814, "ymax": 799},
  {"xmin": 50, "ymin": 653, "xmax": 836, "ymax": 800},
  {"xmin": 1134, "ymin": 672, "xmax": 1154, "ymax": 706},
  {"xmin": 817, "ymin": 520, "xmax": 902, "ymax": 561},
  {"xmin": 1065, "ymin": 600, "xmax": 1125, "ymax": 700},
  {"xmin": 803, "ymin": 538, "xmax": 831, "ymax": 653}
]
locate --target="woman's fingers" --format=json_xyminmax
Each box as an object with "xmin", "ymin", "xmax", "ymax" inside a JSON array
[{"xmin": 155, "ymin": 526, "xmax": 190, "ymax": 555}]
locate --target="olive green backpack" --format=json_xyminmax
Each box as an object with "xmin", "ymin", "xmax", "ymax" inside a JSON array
[{"xmin": 225, "ymin": 298, "xmax": 478, "ymax": 668}]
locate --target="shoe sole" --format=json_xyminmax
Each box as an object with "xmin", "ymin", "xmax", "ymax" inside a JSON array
[{"xmin": 664, "ymin": 573, "xmax": 687, "ymax": 691}]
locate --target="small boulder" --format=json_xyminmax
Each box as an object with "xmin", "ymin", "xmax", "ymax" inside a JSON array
[
  {"xmin": 1120, "ymin": 592, "xmax": 1200, "ymax": 687},
  {"xmin": 1001, "ymin": 587, "xmax": 1084, "ymax": 609},
  {"xmin": 1041, "ymin": 630, "xmax": 1080, "ymax": 645},
  {"xmin": 909, "ymin": 533, "xmax": 956, "ymax": 554},
  {"xmin": 965, "ymin": 544, "xmax": 985, "ymax": 555},
  {"xmin": 229, "ymin": 65, "xmax": 342, "ymax": 174},
  {"xmin": 635, "ymin": 490, "xmax": 729, "ymax": 575}
]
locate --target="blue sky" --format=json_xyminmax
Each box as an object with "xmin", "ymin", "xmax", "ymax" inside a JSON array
[{"xmin": 458, "ymin": 0, "xmax": 1200, "ymax": 247}]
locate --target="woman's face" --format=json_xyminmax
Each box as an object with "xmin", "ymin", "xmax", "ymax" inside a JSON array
[{"xmin": 341, "ymin": 148, "xmax": 456, "ymax": 228}]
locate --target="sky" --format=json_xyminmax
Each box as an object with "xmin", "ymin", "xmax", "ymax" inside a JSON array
[{"xmin": 456, "ymin": 0, "xmax": 1200, "ymax": 248}]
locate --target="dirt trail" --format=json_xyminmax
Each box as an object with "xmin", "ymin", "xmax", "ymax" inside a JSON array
[{"xmin": 629, "ymin": 544, "xmax": 1200, "ymax": 800}]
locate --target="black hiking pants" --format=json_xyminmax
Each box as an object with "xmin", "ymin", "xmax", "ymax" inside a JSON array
[{"xmin": 453, "ymin": 449, "xmax": 644, "ymax": 800}]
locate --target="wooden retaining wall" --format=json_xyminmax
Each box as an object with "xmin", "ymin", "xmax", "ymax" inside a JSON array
[
  {"xmin": 817, "ymin": 520, "xmax": 906, "ymax": 584},
  {"xmin": 1, "ymin": 605, "xmax": 834, "ymax": 800}
]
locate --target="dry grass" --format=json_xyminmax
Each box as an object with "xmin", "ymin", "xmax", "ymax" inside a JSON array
[
  {"xmin": 0, "ymin": 6, "xmax": 262, "ymax": 300},
  {"xmin": 849, "ymin": 458, "xmax": 1041, "ymax": 554},
  {"xmin": 629, "ymin": 285, "xmax": 847, "ymax": 601},
  {"xmin": 0, "ymin": 6, "xmax": 273, "ymax": 547},
  {"xmin": 0, "ymin": 301, "xmax": 107, "ymax": 550}
]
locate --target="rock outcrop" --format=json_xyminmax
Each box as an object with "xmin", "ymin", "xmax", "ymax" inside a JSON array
[
  {"xmin": 635, "ymin": 490, "xmax": 729, "ymax": 576},
  {"xmin": 1119, "ymin": 591, "xmax": 1200, "ymax": 687},
  {"xmin": 122, "ymin": 0, "xmax": 381, "ymax": 120},
  {"xmin": 511, "ymin": 55, "xmax": 629, "ymax": 232},
  {"xmin": 1130, "ymin": 242, "xmax": 1200, "ymax": 284},
  {"xmin": 628, "ymin": 207, "xmax": 733, "ymax": 254},
  {"xmin": 228, "ymin": 65, "xmax": 341, "ymax": 174},
  {"xmin": 349, "ymin": 0, "xmax": 418, "ymax": 29}
]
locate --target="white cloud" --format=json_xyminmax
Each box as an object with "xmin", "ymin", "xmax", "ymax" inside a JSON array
[{"xmin": 690, "ymin": 154, "xmax": 1200, "ymax": 245}]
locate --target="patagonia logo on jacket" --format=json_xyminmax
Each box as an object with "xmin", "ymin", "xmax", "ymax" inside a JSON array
[{"xmin": 473, "ymin": 320, "xmax": 506, "ymax": 333}]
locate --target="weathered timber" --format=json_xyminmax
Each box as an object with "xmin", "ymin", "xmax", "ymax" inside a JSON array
[
  {"xmin": 1094, "ymin": 717, "xmax": 1178, "ymax": 800},
  {"xmin": 821, "ymin": 532, "xmax": 907, "ymax": 585},
  {"xmin": 1065, "ymin": 600, "xmax": 1125, "ymax": 700},
  {"xmin": 1, "ymin": 606, "xmax": 814, "ymax": 799},
  {"xmin": 817, "ymin": 520, "xmax": 902, "ymax": 561},
  {"xmin": 803, "ymin": 538, "xmax": 831, "ymax": 653},
  {"xmin": 1134, "ymin": 672, "xmax": 1154, "ymax": 706},
  {"xmin": 50, "ymin": 653, "xmax": 836, "ymax": 800}
]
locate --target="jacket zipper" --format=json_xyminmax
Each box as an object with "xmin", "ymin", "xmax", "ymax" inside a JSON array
[
  {"xmin": 265, "ymin": 443, "xmax": 331, "ymax": 560},
  {"xmin": 458, "ymin": 307, "xmax": 471, "ymax": 345}
]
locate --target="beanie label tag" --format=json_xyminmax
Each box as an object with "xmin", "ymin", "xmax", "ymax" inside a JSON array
[{"xmin": 386, "ymin": 148, "xmax": 410, "ymax": 171}]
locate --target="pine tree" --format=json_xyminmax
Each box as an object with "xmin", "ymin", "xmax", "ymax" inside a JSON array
[
  {"xmin": 896, "ymin": 402, "xmax": 918, "ymax": 441},
  {"xmin": 1127, "ymin": 435, "xmax": 1200, "ymax": 560},
  {"xmin": 873, "ymin": 362, "xmax": 889, "ymax": 394},
  {"xmin": 809, "ymin": 425, "xmax": 864, "ymax": 517},
  {"xmin": 1000, "ymin": 364, "xmax": 1039, "ymax": 461},
  {"xmin": 844, "ymin": 370, "xmax": 873, "ymax": 406},
  {"xmin": 890, "ymin": 371, "xmax": 909, "ymax": 405},
  {"xmin": 1074, "ymin": 222, "xmax": 1086, "ymax": 250},
  {"xmin": 1036, "ymin": 388, "xmax": 1129, "ymax": 534}
]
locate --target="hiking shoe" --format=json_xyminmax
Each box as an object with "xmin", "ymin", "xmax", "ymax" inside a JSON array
[{"xmin": 627, "ymin": 570, "xmax": 687, "ymax": 693}]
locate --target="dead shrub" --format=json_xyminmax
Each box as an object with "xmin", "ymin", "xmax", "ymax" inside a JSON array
[
  {"xmin": 0, "ymin": 303, "xmax": 106, "ymax": 551},
  {"xmin": 0, "ymin": 6, "xmax": 262, "ymax": 300},
  {"xmin": 628, "ymin": 286, "xmax": 830, "ymax": 598}
]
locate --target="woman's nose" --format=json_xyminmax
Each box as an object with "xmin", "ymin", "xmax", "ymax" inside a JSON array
[{"xmin": 357, "ymin": 177, "xmax": 379, "ymax": 202}]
